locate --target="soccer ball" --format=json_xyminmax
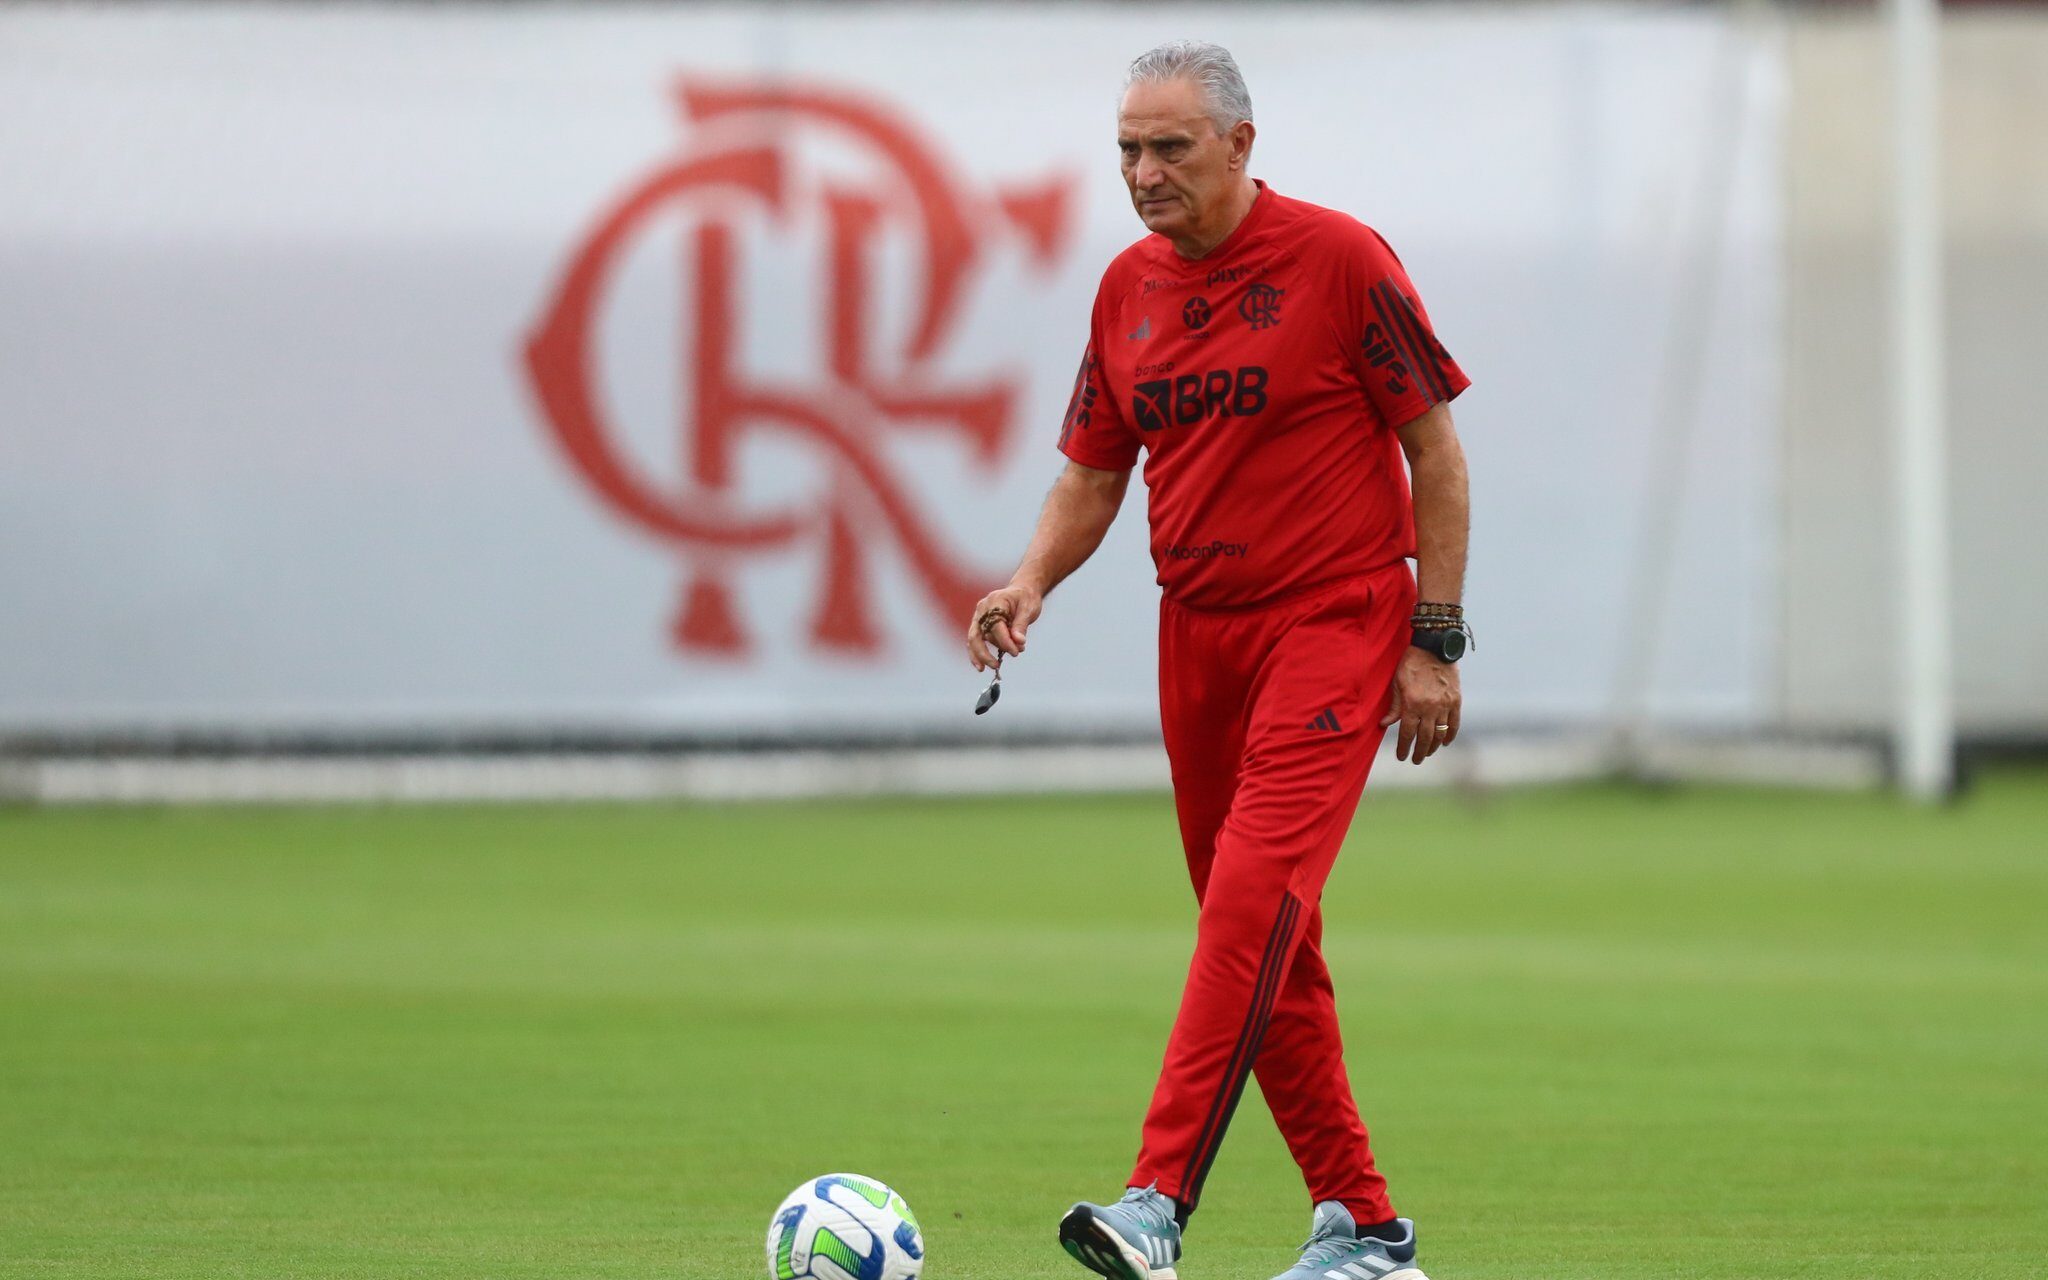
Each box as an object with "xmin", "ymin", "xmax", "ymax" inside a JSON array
[{"xmin": 765, "ymin": 1173, "xmax": 924, "ymax": 1280}]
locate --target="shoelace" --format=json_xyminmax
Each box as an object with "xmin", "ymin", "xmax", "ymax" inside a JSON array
[
  {"xmin": 1116, "ymin": 1186, "xmax": 1177, "ymax": 1236},
  {"xmin": 1296, "ymin": 1228, "xmax": 1368, "ymax": 1269}
]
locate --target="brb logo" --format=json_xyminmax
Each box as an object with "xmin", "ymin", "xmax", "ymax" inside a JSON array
[
  {"xmin": 1131, "ymin": 366, "xmax": 1270, "ymax": 433},
  {"xmin": 523, "ymin": 81, "xmax": 1075, "ymax": 657}
]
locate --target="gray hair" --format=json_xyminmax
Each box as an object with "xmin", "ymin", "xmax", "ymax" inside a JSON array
[{"xmin": 1124, "ymin": 40, "xmax": 1254, "ymax": 133}]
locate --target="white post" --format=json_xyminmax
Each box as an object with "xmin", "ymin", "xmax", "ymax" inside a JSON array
[{"xmin": 1888, "ymin": 0, "xmax": 1956, "ymax": 800}]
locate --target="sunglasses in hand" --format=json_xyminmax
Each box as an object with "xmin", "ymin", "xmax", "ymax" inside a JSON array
[{"xmin": 974, "ymin": 660, "xmax": 1002, "ymax": 715}]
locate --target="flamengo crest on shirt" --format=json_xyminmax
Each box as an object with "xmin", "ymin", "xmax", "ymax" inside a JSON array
[
  {"xmin": 1238, "ymin": 282, "xmax": 1284, "ymax": 330},
  {"xmin": 522, "ymin": 79, "xmax": 1077, "ymax": 659}
]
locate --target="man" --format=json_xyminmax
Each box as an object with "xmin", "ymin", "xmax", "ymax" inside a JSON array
[{"xmin": 965, "ymin": 40, "xmax": 1470, "ymax": 1280}]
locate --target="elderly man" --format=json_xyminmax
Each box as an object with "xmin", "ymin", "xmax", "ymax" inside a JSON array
[{"xmin": 966, "ymin": 40, "xmax": 1470, "ymax": 1280}]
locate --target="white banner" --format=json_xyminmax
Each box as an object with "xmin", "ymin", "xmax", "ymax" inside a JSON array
[{"xmin": 0, "ymin": 4, "xmax": 1782, "ymax": 738}]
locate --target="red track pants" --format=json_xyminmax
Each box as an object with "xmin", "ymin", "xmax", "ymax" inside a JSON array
[{"xmin": 1129, "ymin": 561, "xmax": 1414, "ymax": 1227}]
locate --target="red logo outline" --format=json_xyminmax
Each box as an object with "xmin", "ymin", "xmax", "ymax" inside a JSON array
[{"xmin": 523, "ymin": 80, "xmax": 1076, "ymax": 656}]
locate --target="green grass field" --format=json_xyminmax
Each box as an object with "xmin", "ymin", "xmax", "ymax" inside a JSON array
[{"xmin": 3, "ymin": 771, "xmax": 2045, "ymax": 1279}]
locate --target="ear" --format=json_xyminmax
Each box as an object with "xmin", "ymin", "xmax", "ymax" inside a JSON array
[{"xmin": 1228, "ymin": 120, "xmax": 1257, "ymax": 171}]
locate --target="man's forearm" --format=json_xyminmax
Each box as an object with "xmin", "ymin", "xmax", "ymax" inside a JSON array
[
  {"xmin": 1012, "ymin": 464, "xmax": 1128, "ymax": 596},
  {"xmin": 1402, "ymin": 415, "xmax": 1470, "ymax": 605}
]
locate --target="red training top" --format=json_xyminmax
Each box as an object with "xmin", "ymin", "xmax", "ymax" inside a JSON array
[{"xmin": 1058, "ymin": 180, "xmax": 1469, "ymax": 610}]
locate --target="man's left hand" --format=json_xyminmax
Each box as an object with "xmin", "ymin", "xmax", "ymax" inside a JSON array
[{"xmin": 1381, "ymin": 647, "xmax": 1461, "ymax": 764}]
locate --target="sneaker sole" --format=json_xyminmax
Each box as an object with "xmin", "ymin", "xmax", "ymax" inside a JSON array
[
  {"xmin": 1057, "ymin": 1205, "xmax": 1176, "ymax": 1280},
  {"xmin": 1291, "ymin": 1261, "xmax": 1428, "ymax": 1280}
]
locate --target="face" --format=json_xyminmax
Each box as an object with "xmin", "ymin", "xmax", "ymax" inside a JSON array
[{"xmin": 1117, "ymin": 77, "xmax": 1253, "ymax": 243}]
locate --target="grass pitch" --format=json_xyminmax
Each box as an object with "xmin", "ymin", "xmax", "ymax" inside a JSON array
[{"xmin": 2, "ymin": 770, "xmax": 2045, "ymax": 1279}]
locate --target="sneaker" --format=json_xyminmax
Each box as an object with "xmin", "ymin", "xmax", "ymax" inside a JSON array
[
  {"xmin": 1058, "ymin": 1184, "xmax": 1182, "ymax": 1279},
  {"xmin": 1269, "ymin": 1202, "xmax": 1427, "ymax": 1280}
]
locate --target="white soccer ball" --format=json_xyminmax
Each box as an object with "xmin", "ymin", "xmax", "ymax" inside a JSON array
[{"xmin": 765, "ymin": 1173, "xmax": 925, "ymax": 1280}]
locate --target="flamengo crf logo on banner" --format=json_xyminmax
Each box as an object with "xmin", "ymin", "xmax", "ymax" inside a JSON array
[{"xmin": 523, "ymin": 80, "xmax": 1076, "ymax": 657}]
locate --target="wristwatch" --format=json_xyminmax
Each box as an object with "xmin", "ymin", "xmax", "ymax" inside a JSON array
[{"xmin": 1410, "ymin": 627, "xmax": 1467, "ymax": 663}]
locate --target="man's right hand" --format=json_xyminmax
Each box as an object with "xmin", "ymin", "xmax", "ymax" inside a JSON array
[
  {"xmin": 966, "ymin": 583, "xmax": 1044, "ymax": 672},
  {"xmin": 966, "ymin": 459, "xmax": 1129, "ymax": 673}
]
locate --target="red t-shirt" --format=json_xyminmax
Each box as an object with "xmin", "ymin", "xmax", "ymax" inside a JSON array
[{"xmin": 1058, "ymin": 181, "xmax": 1469, "ymax": 610}]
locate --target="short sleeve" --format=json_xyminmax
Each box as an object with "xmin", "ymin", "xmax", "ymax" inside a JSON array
[
  {"xmin": 1057, "ymin": 285, "xmax": 1140, "ymax": 472},
  {"xmin": 1339, "ymin": 224, "xmax": 1470, "ymax": 429}
]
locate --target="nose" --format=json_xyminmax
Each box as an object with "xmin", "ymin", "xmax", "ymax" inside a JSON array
[{"xmin": 1133, "ymin": 155, "xmax": 1167, "ymax": 192}]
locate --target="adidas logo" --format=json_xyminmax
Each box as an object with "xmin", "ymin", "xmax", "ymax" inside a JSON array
[
  {"xmin": 1307, "ymin": 707, "xmax": 1343, "ymax": 733},
  {"xmin": 1127, "ymin": 316, "xmax": 1151, "ymax": 341}
]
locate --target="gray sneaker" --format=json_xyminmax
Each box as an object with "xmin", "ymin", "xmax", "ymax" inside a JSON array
[
  {"xmin": 1270, "ymin": 1202, "xmax": 1427, "ymax": 1280},
  {"xmin": 1058, "ymin": 1184, "xmax": 1182, "ymax": 1279}
]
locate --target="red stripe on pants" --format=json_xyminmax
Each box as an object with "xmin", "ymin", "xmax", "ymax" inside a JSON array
[{"xmin": 1129, "ymin": 562, "xmax": 1413, "ymax": 1224}]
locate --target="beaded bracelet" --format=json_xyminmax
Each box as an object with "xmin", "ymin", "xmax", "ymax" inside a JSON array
[{"xmin": 1410, "ymin": 616, "xmax": 1477, "ymax": 650}]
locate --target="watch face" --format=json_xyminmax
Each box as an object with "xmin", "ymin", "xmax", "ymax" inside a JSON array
[{"xmin": 1441, "ymin": 630, "xmax": 1467, "ymax": 662}]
